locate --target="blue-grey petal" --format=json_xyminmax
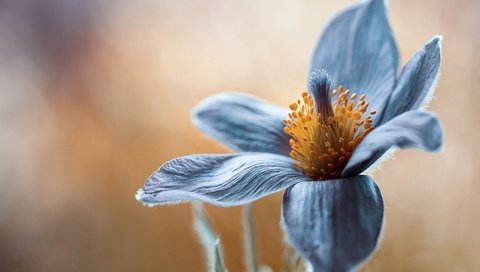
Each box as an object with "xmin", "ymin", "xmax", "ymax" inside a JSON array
[
  {"xmin": 136, "ymin": 153, "xmax": 310, "ymax": 207},
  {"xmin": 282, "ymin": 176, "xmax": 384, "ymax": 272},
  {"xmin": 342, "ymin": 110, "xmax": 443, "ymax": 177},
  {"xmin": 192, "ymin": 93, "xmax": 290, "ymax": 155},
  {"xmin": 309, "ymin": 0, "xmax": 399, "ymax": 123},
  {"xmin": 381, "ymin": 36, "xmax": 442, "ymax": 123}
]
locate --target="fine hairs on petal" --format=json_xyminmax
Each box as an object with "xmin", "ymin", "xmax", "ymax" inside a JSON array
[
  {"xmin": 380, "ymin": 35, "xmax": 442, "ymax": 123},
  {"xmin": 419, "ymin": 35, "xmax": 443, "ymax": 110},
  {"xmin": 192, "ymin": 203, "xmax": 228, "ymax": 272},
  {"xmin": 363, "ymin": 147, "xmax": 397, "ymax": 175}
]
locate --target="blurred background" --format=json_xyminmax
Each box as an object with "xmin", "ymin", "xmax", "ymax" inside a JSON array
[{"xmin": 0, "ymin": 0, "xmax": 478, "ymax": 271}]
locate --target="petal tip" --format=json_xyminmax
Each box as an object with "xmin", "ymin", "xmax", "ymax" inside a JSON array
[
  {"xmin": 431, "ymin": 116, "xmax": 444, "ymax": 152},
  {"xmin": 427, "ymin": 35, "xmax": 443, "ymax": 51},
  {"xmin": 135, "ymin": 188, "xmax": 158, "ymax": 207},
  {"xmin": 190, "ymin": 92, "xmax": 237, "ymax": 119},
  {"xmin": 364, "ymin": 0, "xmax": 388, "ymax": 15},
  {"xmin": 419, "ymin": 111, "xmax": 443, "ymax": 152},
  {"xmin": 190, "ymin": 94, "xmax": 222, "ymax": 123},
  {"xmin": 135, "ymin": 188, "xmax": 144, "ymax": 201},
  {"xmin": 431, "ymin": 35, "xmax": 443, "ymax": 42}
]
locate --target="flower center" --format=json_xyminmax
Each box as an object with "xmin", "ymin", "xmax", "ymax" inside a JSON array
[{"xmin": 283, "ymin": 86, "xmax": 376, "ymax": 180}]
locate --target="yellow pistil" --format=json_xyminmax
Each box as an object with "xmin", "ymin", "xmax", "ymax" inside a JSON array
[{"xmin": 283, "ymin": 86, "xmax": 376, "ymax": 180}]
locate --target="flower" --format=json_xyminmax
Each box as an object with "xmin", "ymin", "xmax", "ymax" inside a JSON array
[{"xmin": 136, "ymin": 0, "xmax": 443, "ymax": 270}]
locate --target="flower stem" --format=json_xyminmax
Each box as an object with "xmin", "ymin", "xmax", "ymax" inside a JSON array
[
  {"xmin": 193, "ymin": 203, "xmax": 228, "ymax": 272},
  {"xmin": 243, "ymin": 203, "xmax": 260, "ymax": 272}
]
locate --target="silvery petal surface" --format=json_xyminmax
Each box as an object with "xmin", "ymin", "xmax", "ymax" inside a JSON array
[
  {"xmin": 192, "ymin": 93, "xmax": 290, "ymax": 155},
  {"xmin": 342, "ymin": 110, "xmax": 443, "ymax": 177},
  {"xmin": 309, "ymin": 0, "xmax": 399, "ymax": 124},
  {"xmin": 282, "ymin": 175, "xmax": 384, "ymax": 272},
  {"xmin": 381, "ymin": 36, "xmax": 442, "ymax": 123},
  {"xmin": 137, "ymin": 153, "xmax": 309, "ymax": 207}
]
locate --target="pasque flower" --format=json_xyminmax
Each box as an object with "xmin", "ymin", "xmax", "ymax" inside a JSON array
[{"xmin": 136, "ymin": 0, "xmax": 443, "ymax": 270}]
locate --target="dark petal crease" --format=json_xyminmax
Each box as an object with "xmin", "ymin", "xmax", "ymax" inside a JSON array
[
  {"xmin": 136, "ymin": 153, "xmax": 310, "ymax": 207},
  {"xmin": 381, "ymin": 36, "xmax": 442, "ymax": 123},
  {"xmin": 191, "ymin": 93, "xmax": 290, "ymax": 155},
  {"xmin": 342, "ymin": 110, "xmax": 443, "ymax": 177},
  {"xmin": 282, "ymin": 176, "xmax": 384, "ymax": 272},
  {"xmin": 309, "ymin": 0, "xmax": 399, "ymax": 125}
]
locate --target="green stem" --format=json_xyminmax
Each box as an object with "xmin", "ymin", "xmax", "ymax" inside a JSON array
[
  {"xmin": 243, "ymin": 203, "xmax": 260, "ymax": 272},
  {"xmin": 192, "ymin": 203, "xmax": 228, "ymax": 272}
]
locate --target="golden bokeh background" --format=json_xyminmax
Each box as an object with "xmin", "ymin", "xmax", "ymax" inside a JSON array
[{"xmin": 0, "ymin": 0, "xmax": 478, "ymax": 271}]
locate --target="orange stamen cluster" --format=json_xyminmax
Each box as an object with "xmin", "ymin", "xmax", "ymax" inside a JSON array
[{"xmin": 283, "ymin": 86, "xmax": 376, "ymax": 180}]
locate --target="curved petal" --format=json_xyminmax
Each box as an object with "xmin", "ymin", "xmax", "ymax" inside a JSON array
[
  {"xmin": 309, "ymin": 0, "xmax": 399, "ymax": 123},
  {"xmin": 282, "ymin": 175, "xmax": 384, "ymax": 272},
  {"xmin": 192, "ymin": 93, "xmax": 290, "ymax": 155},
  {"xmin": 136, "ymin": 153, "xmax": 310, "ymax": 207},
  {"xmin": 381, "ymin": 36, "xmax": 442, "ymax": 123},
  {"xmin": 342, "ymin": 110, "xmax": 443, "ymax": 177}
]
